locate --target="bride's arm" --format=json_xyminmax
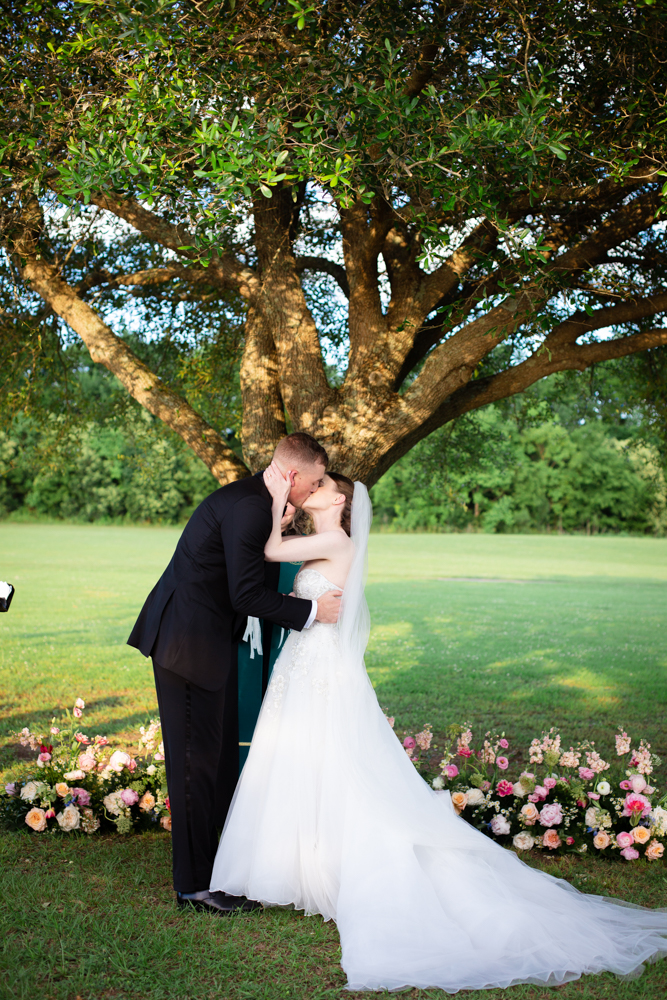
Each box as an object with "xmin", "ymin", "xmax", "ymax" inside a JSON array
[{"xmin": 263, "ymin": 462, "xmax": 345, "ymax": 564}]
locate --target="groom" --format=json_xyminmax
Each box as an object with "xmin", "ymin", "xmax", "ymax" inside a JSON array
[{"xmin": 128, "ymin": 432, "xmax": 342, "ymax": 914}]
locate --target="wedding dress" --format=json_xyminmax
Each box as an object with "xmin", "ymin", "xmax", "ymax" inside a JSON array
[{"xmin": 211, "ymin": 485, "xmax": 667, "ymax": 993}]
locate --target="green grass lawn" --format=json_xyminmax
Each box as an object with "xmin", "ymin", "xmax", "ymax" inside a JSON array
[{"xmin": 1, "ymin": 524, "xmax": 667, "ymax": 1000}]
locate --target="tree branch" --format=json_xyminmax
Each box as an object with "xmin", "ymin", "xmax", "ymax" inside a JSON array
[
  {"xmin": 294, "ymin": 255, "xmax": 350, "ymax": 298},
  {"xmin": 18, "ymin": 256, "xmax": 249, "ymax": 484}
]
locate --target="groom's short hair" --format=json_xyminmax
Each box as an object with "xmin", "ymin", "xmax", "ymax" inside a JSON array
[{"xmin": 273, "ymin": 432, "xmax": 328, "ymax": 469}]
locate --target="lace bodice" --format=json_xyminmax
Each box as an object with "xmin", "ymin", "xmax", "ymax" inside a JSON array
[{"xmin": 294, "ymin": 567, "xmax": 342, "ymax": 601}]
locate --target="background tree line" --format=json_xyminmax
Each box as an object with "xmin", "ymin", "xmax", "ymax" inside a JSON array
[{"xmin": 2, "ymin": 345, "xmax": 665, "ymax": 534}]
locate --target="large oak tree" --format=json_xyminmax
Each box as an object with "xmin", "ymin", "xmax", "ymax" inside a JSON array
[{"xmin": 1, "ymin": 0, "xmax": 666, "ymax": 484}]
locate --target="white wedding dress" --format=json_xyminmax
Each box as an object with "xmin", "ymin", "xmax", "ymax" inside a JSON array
[{"xmin": 211, "ymin": 485, "xmax": 667, "ymax": 993}]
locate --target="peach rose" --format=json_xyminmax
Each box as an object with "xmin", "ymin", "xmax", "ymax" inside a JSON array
[
  {"xmin": 633, "ymin": 825, "xmax": 651, "ymax": 844},
  {"xmin": 160, "ymin": 814, "xmax": 172, "ymax": 832},
  {"xmin": 646, "ymin": 840, "xmax": 664, "ymax": 861},
  {"xmin": 542, "ymin": 829, "xmax": 562, "ymax": 850},
  {"xmin": 55, "ymin": 782, "xmax": 70, "ymax": 797},
  {"xmin": 520, "ymin": 802, "xmax": 539, "ymax": 826},
  {"xmin": 593, "ymin": 831, "xmax": 611, "ymax": 850},
  {"xmin": 25, "ymin": 807, "xmax": 47, "ymax": 832},
  {"xmin": 138, "ymin": 791, "xmax": 156, "ymax": 812},
  {"xmin": 451, "ymin": 791, "xmax": 468, "ymax": 813}
]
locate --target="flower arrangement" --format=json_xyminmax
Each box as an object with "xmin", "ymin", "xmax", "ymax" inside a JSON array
[
  {"xmin": 398, "ymin": 720, "xmax": 666, "ymax": 862},
  {"xmin": 1, "ymin": 699, "xmax": 171, "ymax": 836}
]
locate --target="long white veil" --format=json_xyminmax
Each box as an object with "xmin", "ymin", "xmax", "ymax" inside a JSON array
[{"xmin": 337, "ymin": 481, "xmax": 372, "ymax": 664}]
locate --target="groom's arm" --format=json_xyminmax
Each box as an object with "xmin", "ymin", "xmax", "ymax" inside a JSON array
[{"xmin": 221, "ymin": 496, "xmax": 312, "ymax": 631}]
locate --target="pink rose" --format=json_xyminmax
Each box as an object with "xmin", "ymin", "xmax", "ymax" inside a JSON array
[
  {"xmin": 587, "ymin": 792, "xmax": 600, "ymax": 800},
  {"xmin": 403, "ymin": 737, "xmax": 416, "ymax": 749},
  {"xmin": 78, "ymin": 753, "xmax": 96, "ymax": 772},
  {"xmin": 95, "ymin": 736, "xmax": 109, "ymax": 746},
  {"xmin": 120, "ymin": 788, "xmax": 139, "ymax": 806},
  {"xmin": 73, "ymin": 706, "xmax": 82, "ymax": 719},
  {"xmin": 630, "ymin": 775, "xmax": 647, "ymax": 793},
  {"xmin": 498, "ymin": 738, "xmax": 509, "ymax": 749},
  {"xmin": 532, "ymin": 786, "xmax": 547, "ymax": 802},
  {"xmin": 443, "ymin": 764, "xmax": 459, "ymax": 779},
  {"xmin": 128, "ymin": 759, "xmax": 138, "ymax": 772},
  {"xmin": 496, "ymin": 757, "xmax": 509, "ymax": 770},
  {"xmin": 74, "ymin": 733, "xmax": 90, "ymax": 744},
  {"xmin": 616, "ymin": 830, "xmax": 634, "ymax": 849},
  {"xmin": 543, "ymin": 777, "xmax": 557, "ymax": 790},
  {"xmin": 620, "ymin": 846, "xmax": 639, "ymax": 860},
  {"xmin": 619, "ymin": 779, "xmax": 632, "ymax": 790},
  {"xmin": 539, "ymin": 802, "xmax": 563, "ymax": 827},
  {"xmin": 623, "ymin": 793, "xmax": 651, "ymax": 819},
  {"xmin": 566, "ymin": 836, "xmax": 575, "ymax": 846},
  {"xmin": 578, "ymin": 767, "xmax": 595, "ymax": 780},
  {"xmin": 72, "ymin": 787, "xmax": 91, "ymax": 807},
  {"xmin": 38, "ymin": 752, "xmax": 51, "ymax": 763},
  {"xmin": 458, "ymin": 746, "xmax": 473, "ymax": 758},
  {"xmin": 50, "ymin": 727, "xmax": 60, "ymax": 735},
  {"xmin": 542, "ymin": 829, "xmax": 562, "ymax": 850},
  {"xmin": 497, "ymin": 780, "xmax": 514, "ymax": 797}
]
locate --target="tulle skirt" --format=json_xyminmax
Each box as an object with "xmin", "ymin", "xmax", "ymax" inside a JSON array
[{"xmin": 211, "ymin": 624, "xmax": 667, "ymax": 992}]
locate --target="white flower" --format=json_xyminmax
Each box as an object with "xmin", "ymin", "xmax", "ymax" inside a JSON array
[
  {"xmin": 513, "ymin": 831, "xmax": 535, "ymax": 851},
  {"xmin": 63, "ymin": 769, "xmax": 85, "ymax": 781},
  {"xmin": 108, "ymin": 751, "xmax": 131, "ymax": 773},
  {"xmin": 490, "ymin": 814, "xmax": 511, "ymax": 836},
  {"xmin": 75, "ymin": 698, "xmax": 85, "ymax": 709},
  {"xmin": 146, "ymin": 764, "xmax": 157, "ymax": 776},
  {"xmin": 650, "ymin": 806, "xmax": 667, "ymax": 837},
  {"xmin": 56, "ymin": 804, "xmax": 81, "ymax": 832},
  {"xmin": 512, "ymin": 782, "xmax": 527, "ymax": 797},
  {"xmin": 431, "ymin": 776, "xmax": 444, "ymax": 790},
  {"xmin": 585, "ymin": 807, "xmax": 599, "ymax": 828},
  {"xmin": 20, "ymin": 781, "xmax": 42, "ymax": 802},
  {"xmin": 466, "ymin": 788, "xmax": 485, "ymax": 806},
  {"xmin": 103, "ymin": 791, "xmax": 124, "ymax": 815},
  {"xmin": 596, "ymin": 780, "xmax": 611, "ymax": 796}
]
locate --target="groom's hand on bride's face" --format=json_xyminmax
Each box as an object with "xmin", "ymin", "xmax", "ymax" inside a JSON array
[{"xmin": 316, "ymin": 590, "xmax": 343, "ymax": 624}]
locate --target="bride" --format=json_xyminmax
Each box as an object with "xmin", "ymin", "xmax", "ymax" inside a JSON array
[{"xmin": 211, "ymin": 467, "xmax": 667, "ymax": 993}]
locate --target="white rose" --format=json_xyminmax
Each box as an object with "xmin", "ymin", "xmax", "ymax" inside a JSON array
[
  {"xmin": 466, "ymin": 788, "xmax": 485, "ymax": 806},
  {"xmin": 512, "ymin": 782, "xmax": 527, "ymax": 797},
  {"xmin": 56, "ymin": 804, "xmax": 81, "ymax": 832},
  {"xmin": 108, "ymin": 751, "xmax": 131, "ymax": 773},
  {"xmin": 20, "ymin": 781, "xmax": 40, "ymax": 801},
  {"xmin": 650, "ymin": 806, "xmax": 667, "ymax": 837},
  {"xmin": 146, "ymin": 764, "xmax": 157, "ymax": 777},
  {"xmin": 103, "ymin": 791, "xmax": 123, "ymax": 815},
  {"xmin": 63, "ymin": 769, "xmax": 85, "ymax": 781},
  {"xmin": 490, "ymin": 814, "xmax": 511, "ymax": 836},
  {"xmin": 596, "ymin": 780, "xmax": 611, "ymax": 796},
  {"xmin": 513, "ymin": 831, "xmax": 535, "ymax": 851},
  {"xmin": 585, "ymin": 807, "xmax": 599, "ymax": 828}
]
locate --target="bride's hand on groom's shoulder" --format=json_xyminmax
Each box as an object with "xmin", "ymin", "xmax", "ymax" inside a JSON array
[{"xmin": 264, "ymin": 460, "xmax": 291, "ymax": 505}]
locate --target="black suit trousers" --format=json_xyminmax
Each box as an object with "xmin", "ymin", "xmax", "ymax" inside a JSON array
[{"xmin": 153, "ymin": 660, "xmax": 239, "ymax": 893}]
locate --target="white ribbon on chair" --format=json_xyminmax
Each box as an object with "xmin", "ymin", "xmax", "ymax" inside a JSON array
[{"xmin": 242, "ymin": 616, "xmax": 263, "ymax": 659}]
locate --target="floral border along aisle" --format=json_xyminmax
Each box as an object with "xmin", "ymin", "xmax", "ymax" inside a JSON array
[
  {"xmin": 393, "ymin": 719, "xmax": 667, "ymax": 862},
  {"xmin": 1, "ymin": 700, "xmax": 171, "ymax": 835}
]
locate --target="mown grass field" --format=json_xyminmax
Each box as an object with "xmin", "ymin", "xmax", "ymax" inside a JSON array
[{"xmin": 1, "ymin": 524, "xmax": 667, "ymax": 1000}]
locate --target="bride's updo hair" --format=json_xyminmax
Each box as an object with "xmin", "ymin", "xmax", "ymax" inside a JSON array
[{"xmin": 328, "ymin": 472, "xmax": 354, "ymax": 536}]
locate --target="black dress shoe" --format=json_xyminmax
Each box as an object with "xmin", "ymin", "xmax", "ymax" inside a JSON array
[{"xmin": 176, "ymin": 889, "xmax": 262, "ymax": 915}]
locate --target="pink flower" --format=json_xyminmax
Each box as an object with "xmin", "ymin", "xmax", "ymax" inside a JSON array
[
  {"xmin": 497, "ymin": 780, "xmax": 514, "ymax": 797},
  {"xmin": 496, "ymin": 757, "xmax": 509, "ymax": 770},
  {"xmin": 45, "ymin": 808, "xmax": 56, "ymax": 819},
  {"xmin": 4, "ymin": 783, "xmax": 16, "ymax": 796},
  {"xmin": 620, "ymin": 846, "xmax": 639, "ymax": 861},
  {"xmin": 531, "ymin": 785, "xmax": 547, "ymax": 802},
  {"xmin": 443, "ymin": 764, "xmax": 459, "ymax": 779},
  {"xmin": 578, "ymin": 767, "xmax": 595, "ymax": 781},
  {"xmin": 72, "ymin": 787, "xmax": 91, "ymax": 807},
  {"xmin": 458, "ymin": 746, "xmax": 473, "ymax": 758},
  {"xmin": 74, "ymin": 733, "xmax": 90, "ymax": 744},
  {"xmin": 616, "ymin": 831, "xmax": 634, "ymax": 849},
  {"xmin": 128, "ymin": 759, "xmax": 138, "ymax": 772},
  {"xmin": 38, "ymin": 752, "xmax": 51, "ymax": 763},
  {"xmin": 78, "ymin": 753, "xmax": 96, "ymax": 772},
  {"xmin": 615, "ymin": 731, "xmax": 631, "ymax": 755},
  {"xmin": 539, "ymin": 802, "xmax": 563, "ymax": 827},
  {"xmin": 403, "ymin": 737, "xmax": 416, "ymax": 749},
  {"xmin": 623, "ymin": 793, "xmax": 651, "ymax": 819},
  {"xmin": 587, "ymin": 792, "xmax": 600, "ymax": 800},
  {"xmin": 50, "ymin": 727, "xmax": 60, "ymax": 735},
  {"xmin": 120, "ymin": 788, "xmax": 139, "ymax": 806},
  {"xmin": 73, "ymin": 707, "xmax": 82, "ymax": 719},
  {"xmin": 75, "ymin": 698, "xmax": 85, "ymax": 710},
  {"xmin": 630, "ymin": 775, "xmax": 647, "ymax": 794},
  {"xmin": 566, "ymin": 836, "xmax": 575, "ymax": 845},
  {"xmin": 480, "ymin": 780, "xmax": 491, "ymax": 791},
  {"xmin": 543, "ymin": 777, "xmax": 557, "ymax": 790},
  {"xmin": 619, "ymin": 779, "xmax": 632, "ymax": 790},
  {"xmin": 498, "ymin": 738, "xmax": 509, "ymax": 749},
  {"xmin": 542, "ymin": 829, "xmax": 562, "ymax": 850},
  {"xmin": 95, "ymin": 736, "xmax": 109, "ymax": 746}
]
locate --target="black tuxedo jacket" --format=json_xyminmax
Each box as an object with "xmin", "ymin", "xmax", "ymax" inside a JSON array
[{"xmin": 127, "ymin": 472, "xmax": 311, "ymax": 691}]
